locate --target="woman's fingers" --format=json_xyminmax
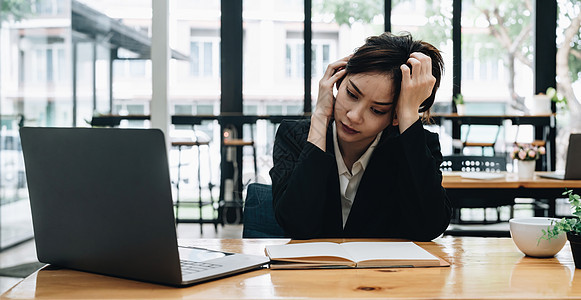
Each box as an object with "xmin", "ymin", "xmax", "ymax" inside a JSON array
[
  {"xmin": 323, "ymin": 55, "xmax": 351, "ymax": 79},
  {"xmin": 409, "ymin": 52, "xmax": 432, "ymax": 77},
  {"xmin": 315, "ymin": 55, "xmax": 350, "ymax": 118},
  {"xmin": 330, "ymin": 68, "xmax": 346, "ymax": 82},
  {"xmin": 398, "ymin": 52, "xmax": 436, "ymax": 114}
]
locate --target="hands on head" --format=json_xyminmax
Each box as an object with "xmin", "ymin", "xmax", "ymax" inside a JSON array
[
  {"xmin": 314, "ymin": 52, "xmax": 435, "ymax": 130},
  {"xmin": 397, "ymin": 52, "xmax": 436, "ymax": 132},
  {"xmin": 314, "ymin": 55, "xmax": 351, "ymax": 120},
  {"xmin": 308, "ymin": 32, "xmax": 442, "ymax": 151}
]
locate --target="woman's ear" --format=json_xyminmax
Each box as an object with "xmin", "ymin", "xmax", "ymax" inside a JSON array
[{"xmin": 392, "ymin": 112, "xmax": 399, "ymax": 126}]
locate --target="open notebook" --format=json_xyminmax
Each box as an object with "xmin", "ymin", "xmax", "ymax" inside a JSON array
[{"xmin": 265, "ymin": 242, "xmax": 449, "ymax": 269}]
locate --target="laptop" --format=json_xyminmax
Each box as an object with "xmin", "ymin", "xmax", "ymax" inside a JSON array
[
  {"xmin": 538, "ymin": 133, "xmax": 581, "ymax": 180},
  {"xmin": 19, "ymin": 127, "xmax": 269, "ymax": 287}
]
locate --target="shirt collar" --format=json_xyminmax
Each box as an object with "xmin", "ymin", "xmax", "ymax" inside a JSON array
[{"xmin": 332, "ymin": 121, "xmax": 382, "ymax": 176}]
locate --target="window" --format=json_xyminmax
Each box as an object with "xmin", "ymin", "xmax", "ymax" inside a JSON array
[
  {"xmin": 285, "ymin": 39, "xmax": 304, "ymax": 78},
  {"xmin": 190, "ymin": 39, "xmax": 220, "ymax": 77},
  {"xmin": 25, "ymin": 44, "xmax": 67, "ymax": 83},
  {"xmin": 33, "ymin": 0, "xmax": 67, "ymax": 16},
  {"xmin": 114, "ymin": 59, "xmax": 147, "ymax": 78},
  {"xmin": 311, "ymin": 40, "xmax": 335, "ymax": 80},
  {"xmin": 312, "ymin": 0, "xmax": 384, "ymax": 110},
  {"xmin": 462, "ymin": 0, "xmax": 533, "ymax": 109},
  {"xmin": 391, "ymin": 0, "xmax": 453, "ymax": 103},
  {"xmin": 174, "ymin": 104, "xmax": 193, "ymax": 115},
  {"xmin": 243, "ymin": 0, "xmax": 304, "ymax": 113}
]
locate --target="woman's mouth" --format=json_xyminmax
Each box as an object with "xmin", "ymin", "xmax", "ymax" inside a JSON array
[{"xmin": 341, "ymin": 123, "xmax": 359, "ymax": 134}]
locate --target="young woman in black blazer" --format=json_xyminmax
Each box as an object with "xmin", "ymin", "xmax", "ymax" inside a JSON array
[{"xmin": 270, "ymin": 32, "xmax": 451, "ymax": 241}]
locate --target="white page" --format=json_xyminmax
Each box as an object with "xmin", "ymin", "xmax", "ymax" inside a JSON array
[
  {"xmin": 340, "ymin": 242, "xmax": 438, "ymax": 263},
  {"xmin": 460, "ymin": 172, "xmax": 505, "ymax": 180},
  {"xmin": 266, "ymin": 242, "xmax": 354, "ymax": 261}
]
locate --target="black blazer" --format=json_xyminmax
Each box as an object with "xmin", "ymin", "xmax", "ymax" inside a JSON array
[{"xmin": 269, "ymin": 118, "xmax": 451, "ymax": 241}]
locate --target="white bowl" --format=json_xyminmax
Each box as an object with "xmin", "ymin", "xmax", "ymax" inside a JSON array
[{"xmin": 509, "ymin": 217, "xmax": 567, "ymax": 257}]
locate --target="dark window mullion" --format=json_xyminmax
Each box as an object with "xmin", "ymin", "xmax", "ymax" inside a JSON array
[
  {"xmin": 453, "ymin": 0, "xmax": 461, "ymax": 104},
  {"xmin": 385, "ymin": 0, "xmax": 391, "ymax": 33},
  {"xmin": 304, "ymin": 0, "xmax": 312, "ymax": 113}
]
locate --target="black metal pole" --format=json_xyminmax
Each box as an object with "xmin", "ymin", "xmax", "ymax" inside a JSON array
[
  {"xmin": 304, "ymin": 0, "xmax": 312, "ymax": 113},
  {"xmin": 220, "ymin": 0, "xmax": 243, "ymax": 203}
]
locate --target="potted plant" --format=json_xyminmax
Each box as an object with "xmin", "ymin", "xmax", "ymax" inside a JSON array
[
  {"xmin": 453, "ymin": 94, "xmax": 465, "ymax": 115},
  {"xmin": 510, "ymin": 143, "xmax": 546, "ymax": 179},
  {"xmin": 539, "ymin": 189, "xmax": 581, "ymax": 268},
  {"xmin": 546, "ymin": 87, "xmax": 568, "ymax": 111}
]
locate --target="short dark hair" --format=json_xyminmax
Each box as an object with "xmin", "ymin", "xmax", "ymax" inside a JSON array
[{"xmin": 344, "ymin": 32, "xmax": 444, "ymax": 120}]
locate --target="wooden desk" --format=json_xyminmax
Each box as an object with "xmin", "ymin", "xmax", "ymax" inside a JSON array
[
  {"xmin": 443, "ymin": 172, "xmax": 581, "ymax": 216},
  {"xmin": 2, "ymin": 237, "xmax": 581, "ymax": 299}
]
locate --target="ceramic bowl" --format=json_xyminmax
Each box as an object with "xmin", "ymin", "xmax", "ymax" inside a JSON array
[{"xmin": 509, "ymin": 217, "xmax": 567, "ymax": 257}]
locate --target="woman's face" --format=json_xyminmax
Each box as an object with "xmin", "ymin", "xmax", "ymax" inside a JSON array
[{"xmin": 334, "ymin": 72, "xmax": 396, "ymax": 150}]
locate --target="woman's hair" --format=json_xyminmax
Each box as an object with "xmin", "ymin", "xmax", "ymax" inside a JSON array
[{"xmin": 343, "ymin": 32, "xmax": 444, "ymax": 121}]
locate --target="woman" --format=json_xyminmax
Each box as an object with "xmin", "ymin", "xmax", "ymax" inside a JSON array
[{"xmin": 269, "ymin": 32, "xmax": 451, "ymax": 241}]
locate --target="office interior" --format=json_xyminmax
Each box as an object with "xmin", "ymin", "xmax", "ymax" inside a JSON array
[{"xmin": 0, "ymin": 0, "xmax": 579, "ymax": 293}]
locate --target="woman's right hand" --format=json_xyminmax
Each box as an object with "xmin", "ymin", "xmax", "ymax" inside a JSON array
[
  {"xmin": 308, "ymin": 56, "xmax": 350, "ymax": 151},
  {"xmin": 314, "ymin": 56, "xmax": 351, "ymax": 118}
]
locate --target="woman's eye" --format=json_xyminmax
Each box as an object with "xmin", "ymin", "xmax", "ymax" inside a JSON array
[
  {"xmin": 371, "ymin": 108, "xmax": 387, "ymax": 115},
  {"xmin": 346, "ymin": 88, "xmax": 357, "ymax": 99}
]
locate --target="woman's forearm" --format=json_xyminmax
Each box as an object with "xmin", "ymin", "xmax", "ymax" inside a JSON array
[{"xmin": 307, "ymin": 113, "xmax": 330, "ymax": 151}]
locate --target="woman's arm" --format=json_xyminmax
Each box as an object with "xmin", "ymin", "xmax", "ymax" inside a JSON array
[
  {"xmin": 307, "ymin": 56, "xmax": 350, "ymax": 151},
  {"xmin": 397, "ymin": 52, "xmax": 437, "ymax": 133},
  {"xmin": 269, "ymin": 120, "xmax": 340, "ymax": 239},
  {"xmin": 395, "ymin": 120, "xmax": 451, "ymax": 241}
]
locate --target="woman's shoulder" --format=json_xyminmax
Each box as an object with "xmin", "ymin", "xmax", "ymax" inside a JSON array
[{"xmin": 278, "ymin": 118, "xmax": 311, "ymax": 140}]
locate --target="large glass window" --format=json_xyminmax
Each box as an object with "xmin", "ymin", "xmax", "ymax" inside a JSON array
[
  {"xmin": 312, "ymin": 0, "xmax": 384, "ymax": 110},
  {"xmin": 170, "ymin": 1, "xmax": 220, "ymax": 108},
  {"xmin": 243, "ymin": 0, "xmax": 304, "ymax": 114},
  {"xmin": 241, "ymin": 0, "xmax": 305, "ymax": 183},
  {"xmin": 461, "ymin": 0, "xmax": 533, "ymax": 114},
  {"xmin": 75, "ymin": 41, "xmax": 94, "ymax": 126},
  {"xmin": 391, "ymin": 0, "xmax": 453, "ymax": 106},
  {"xmin": 556, "ymin": 0, "xmax": 581, "ymax": 170},
  {"xmin": 0, "ymin": 0, "xmax": 71, "ymax": 249},
  {"xmin": 169, "ymin": 1, "xmax": 222, "ymax": 216}
]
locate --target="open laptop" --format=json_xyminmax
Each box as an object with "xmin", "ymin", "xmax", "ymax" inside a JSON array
[
  {"xmin": 19, "ymin": 127, "xmax": 269, "ymax": 287},
  {"xmin": 538, "ymin": 133, "xmax": 581, "ymax": 180}
]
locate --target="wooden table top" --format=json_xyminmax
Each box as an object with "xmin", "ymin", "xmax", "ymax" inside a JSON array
[
  {"xmin": 443, "ymin": 171, "xmax": 581, "ymax": 189},
  {"xmin": 2, "ymin": 237, "xmax": 581, "ymax": 299}
]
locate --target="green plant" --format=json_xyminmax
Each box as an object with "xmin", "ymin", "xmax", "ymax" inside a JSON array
[
  {"xmin": 546, "ymin": 87, "xmax": 568, "ymax": 111},
  {"xmin": 453, "ymin": 94, "xmax": 464, "ymax": 105},
  {"xmin": 538, "ymin": 190, "xmax": 581, "ymax": 244}
]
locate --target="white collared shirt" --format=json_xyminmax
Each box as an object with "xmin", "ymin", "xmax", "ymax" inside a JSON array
[{"xmin": 332, "ymin": 122, "xmax": 382, "ymax": 228}]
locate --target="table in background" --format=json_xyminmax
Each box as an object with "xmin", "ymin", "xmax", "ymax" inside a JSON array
[
  {"xmin": 2, "ymin": 237, "xmax": 581, "ymax": 299},
  {"xmin": 431, "ymin": 114, "xmax": 556, "ymax": 170},
  {"xmin": 443, "ymin": 172, "xmax": 581, "ymax": 217}
]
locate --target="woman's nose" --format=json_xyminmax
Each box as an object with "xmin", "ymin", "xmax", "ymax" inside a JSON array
[{"xmin": 346, "ymin": 104, "xmax": 364, "ymax": 124}]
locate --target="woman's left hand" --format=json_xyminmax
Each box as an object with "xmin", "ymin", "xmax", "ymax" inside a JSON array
[{"xmin": 396, "ymin": 52, "xmax": 436, "ymax": 133}]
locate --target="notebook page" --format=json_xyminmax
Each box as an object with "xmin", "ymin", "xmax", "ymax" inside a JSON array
[
  {"xmin": 341, "ymin": 242, "xmax": 438, "ymax": 263},
  {"xmin": 266, "ymin": 242, "xmax": 354, "ymax": 261}
]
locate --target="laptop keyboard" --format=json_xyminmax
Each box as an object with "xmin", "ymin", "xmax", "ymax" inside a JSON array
[{"xmin": 180, "ymin": 260, "xmax": 222, "ymax": 274}]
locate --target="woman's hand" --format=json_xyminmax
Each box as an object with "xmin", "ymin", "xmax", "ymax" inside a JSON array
[
  {"xmin": 308, "ymin": 55, "xmax": 350, "ymax": 151},
  {"xmin": 314, "ymin": 56, "xmax": 350, "ymax": 118},
  {"xmin": 397, "ymin": 52, "xmax": 436, "ymax": 133}
]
